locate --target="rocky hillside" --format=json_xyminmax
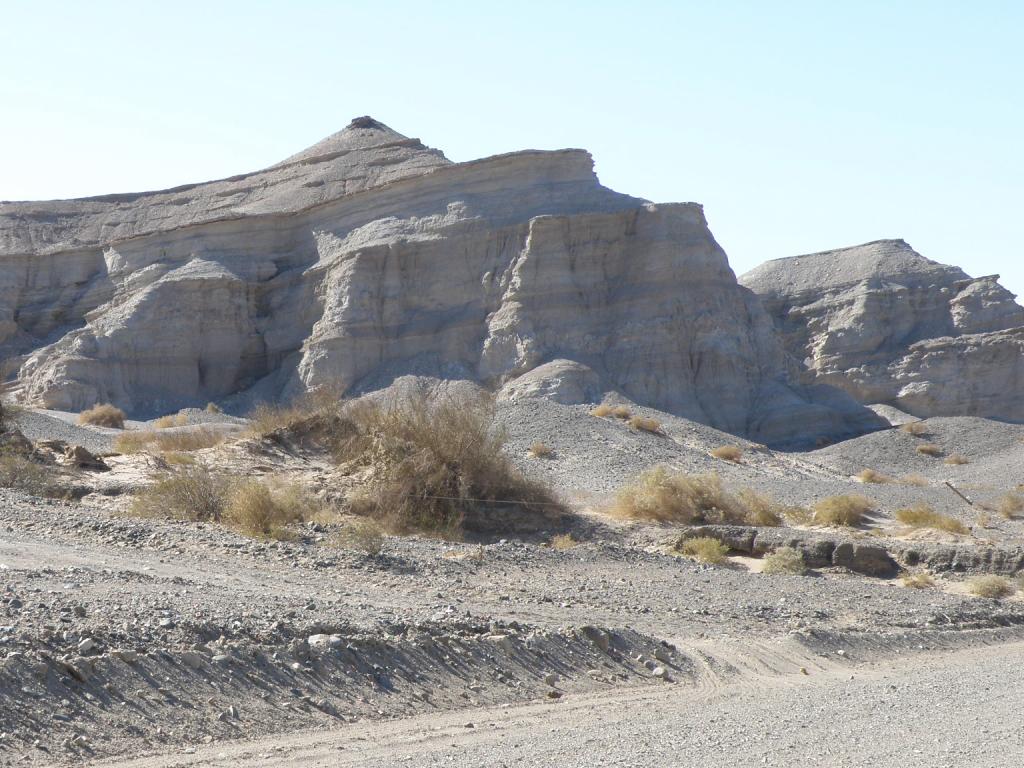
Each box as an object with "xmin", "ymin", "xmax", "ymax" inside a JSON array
[
  {"xmin": 0, "ymin": 118, "xmax": 881, "ymax": 446},
  {"xmin": 740, "ymin": 239, "xmax": 1024, "ymax": 420}
]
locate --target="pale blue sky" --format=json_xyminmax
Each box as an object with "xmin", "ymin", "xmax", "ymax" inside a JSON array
[{"xmin": 2, "ymin": 1, "xmax": 1021, "ymax": 294}]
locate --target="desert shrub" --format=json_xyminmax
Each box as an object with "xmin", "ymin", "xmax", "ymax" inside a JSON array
[
  {"xmin": 968, "ymin": 575, "xmax": 1015, "ymax": 600},
  {"xmin": 900, "ymin": 473, "xmax": 929, "ymax": 487},
  {"xmin": 612, "ymin": 468, "xmax": 745, "ymax": 525},
  {"xmin": 528, "ymin": 441, "xmax": 554, "ymax": 458},
  {"xmin": 813, "ymin": 494, "xmax": 873, "ymax": 527},
  {"xmin": 222, "ymin": 480, "xmax": 304, "ymax": 540},
  {"xmin": 78, "ymin": 403, "xmax": 126, "ymax": 429},
  {"xmin": 130, "ymin": 466, "xmax": 231, "ymax": 522},
  {"xmin": 678, "ymin": 536, "xmax": 729, "ymax": 564},
  {"xmin": 153, "ymin": 413, "xmax": 188, "ymax": 429},
  {"xmin": 611, "ymin": 405, "xmax": 632, "ymax": 419},
  {"xmin": 247, "ymin": 387, "xmax": 345, "ymax": 438},
  {"xmin": 113, "ymin": 427, "xmax": 225, "ymax": 454},
  {"xmin": 162, "ymin": 451, "xmax": 196, "ymax": 466},
  {"xmin": 550, "ymin": 533, "xmax": 578, "ymax": 550},
  {"xmin": 332, "ymin": 518, "xmax": 385, "ymax": 556},
  {"xmin": 0, "ymin": 452, "xmax": 55, "ymax": 496},
  {"xmin": 901, "ymin": 572, "xmax": 936, "ymax": 589},
  {"xmin": 856, "ymin": 468, "xmax": 892, "ymax": 484},
  {"xmin": 206, "ymin": 402, "xmax": 222, "ymax": 414},
  {"xmin": 977, "ymin": 511, "xmax": 995, "ymax": 529},
  {"xmin": 336, "ymin": 392, "xmax": 560, "ymax": 536},
  {"xmin": 916, "ymin": 443, "xmax": 943, "ymax": 457},
  {"xmin": 590, "ymin": 404, "xmax": 613, "ymax": 418},
  {"xmin": 944, "ymin": 454, "xmax": 970, "ymax": 465},
  {"xmin": 737, "ymin": 489, "xmax": 784, "ymax": 527},
  {"xmin": 997, "ymin": 493, "xmax": 1024, "ymax": 520},
  {"xmin": 761, "ymin": 546, "xmax": 806, "ymax": 575},
  {"xmin": 783, "ymin": 504, "xmax": 815, "ymax": 526},
  {"xmin": 710, "ymin": 445, "xmax": 743, "ymax": 462},
  {"xmin": 899, "ymin": 421, "xmax": 928, "ymax": 436},
  {"xmin": 894, "ymin": 504, "xmax": 968, "ymax": 535},
  {"xmin": 629, "ymin": 416, "xmax": 662, "ymax": 434}
]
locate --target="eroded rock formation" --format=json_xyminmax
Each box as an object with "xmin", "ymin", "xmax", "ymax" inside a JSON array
[
  {"xmin": 740, "ymin": 239, "xmax": 1024, "ymax": 421},
  {"xmin": 0, "ymin": 117, "xmax": 879, "ymax": 446}
]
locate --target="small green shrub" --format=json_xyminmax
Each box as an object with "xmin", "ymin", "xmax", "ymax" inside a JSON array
[
  {"xmin": 761, "ymin": 546, "xmax": 806, "ymax": 575},
  {"xmin": 678, "ymin": 536, "xmax": 729, "ymax": 564},
  {"xmin": 130, "ymin": 466, "xmax": 230, "ymax": 522}
]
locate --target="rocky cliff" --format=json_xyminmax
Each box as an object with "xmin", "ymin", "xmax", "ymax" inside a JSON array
[
  {"xmin": 0, "ymin": 117, "xmax": 879, "ymax": 446},
  {"xmin": 740, "ymin": 239, "xmax": 1024, "ymax": 421}
]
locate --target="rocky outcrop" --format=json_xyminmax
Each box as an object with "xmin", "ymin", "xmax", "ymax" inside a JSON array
[
  {"xmin": 740, "ymin": 239, "xmax": 1024, "ymax": 421},
  {"xmin": 0, "ymin": 117, "xmax": 879, "ymax": 446}
]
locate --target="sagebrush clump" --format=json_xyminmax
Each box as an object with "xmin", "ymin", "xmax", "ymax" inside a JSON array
[
  {"xmin": 813, "ymin": 495, "xmax": 873, "ymax": 527},
  {"xmin": 78, "ymin": 403, "xmax": 126, "ymax": 429}
]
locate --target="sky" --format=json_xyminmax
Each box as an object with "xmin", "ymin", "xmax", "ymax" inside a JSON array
[{"xmin": 1, "ymin": 1, "xmax": 1021, "ymax": 295}]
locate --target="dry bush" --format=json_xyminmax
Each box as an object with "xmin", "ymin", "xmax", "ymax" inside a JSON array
[
  {"xmin": 611, "ymin": 405, "xmax": 633, "ymax": 419},
  {"xmin": 78, "ymin": 403, "xmax": 126, "ymax": 429},
  {"xmin": 783, "ymin": 504, "xmax": 815, "ymax": 526},
  {"xmin": 900, "ymin": 473, "xmax": 929, "ymax": 487},
  {"xmin": 629, "ymin": 416, "xmax": 662, "ymax": 434},
  {"xmin": 206, "ymin": 402, "xmax": 222, "ymax": 414},
  {"xmin": 162, "ymin": 451, "xmax": 196, "ymax": 466},
  {"xmin": 761, "ymin": 546, "xmax": 806, "ymax": 575},
  {"xmin": 894, "ymin": 504, "xmax": 968, "ymax": 535},
  {"xmin": 550, "ymin": 533, "xmax": 578, "ymax": 550},
  {"xmin": 856, "ymin": 468, "xmax": 892, "ymax": 484},
  {"xmin": 222, "ymin": 480, "xmax": 304, "ymax": 540},
  {"xmin": 528, "ymin": 441, "xmax": 554, "ymax": 459},
  {"xmin": 916, "ymin": 443, "xmax": 943, "ymax": 457},
  {"xmin": 247, "ymin": 388, "xmax": 345, "ymax": 438},
  {"xmin": 813, "ymin": 495, "xmax": 873, "ymax": 527},
  {"xmin": 997, "ymin": 493, "xmax": 1024, "ymax": 520},
  {"xmin": 710, "ymin": 445, "xmax": 743, "ymax": 462},
  {"xmin": 612, "ymin": 467, "xmax": 745, "ymax": 525},
  {"xmin": 590, "ymin": 404, "xmax": 613, "ymax": 418},
  {"xmin": 336, "ymin": 392, "xmax": 560, "ymax": 536},
  {"xmin": 944, "ymin": 454, "xmax": 970, "ymax": 465},
  {"xmin": 737, "ymin": 489, "xmax": 784, "ymax": 527},
  {"xmin": 332, "ymin": 518, "xmax": 385, "ymax": 556},
  {"xmin": 130, "ymin": 465, "xmax": 230, "ymax": 522},
  {"xmin": 155, "ymin": 413, "xmax": 189, "ymax": 429},
  {"xmin": 977, "ymin": 511, "xmax": 995, "ymax": 529},
  {"xmin": 899, "ymin": 421, "xmax": 928, "ymax": 436},
  {"xmin": 968, "ymin": 575, "xmax": 1015, "ymax": 600},
  {"xmin": 0, "ymin": 452, "xmax": 55, "ymax": 497},
  {"xmin": 678, "ymin": 536, "xmax": 729, "ymax": 564},
  {"xmin": 902, "ymin": 572, "xmax": 936, "ymax": 589},
  {"xmin": 113, "ymin": 427, "xmax": 225, "ymax": 454}
]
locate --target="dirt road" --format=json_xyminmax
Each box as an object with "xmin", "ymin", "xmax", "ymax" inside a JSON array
[{"xmin": 91, "ymin": 638, "xmax": 1024, "ymax": 768}]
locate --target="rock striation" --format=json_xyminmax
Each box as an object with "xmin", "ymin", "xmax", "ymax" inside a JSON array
[
  {"xmin": 740, "ymin": 239, "xmax": 1024, "ymax": 421},
  {"xmin": 0, "ymin": 117, "xmax": 880, "ymax": 446}
]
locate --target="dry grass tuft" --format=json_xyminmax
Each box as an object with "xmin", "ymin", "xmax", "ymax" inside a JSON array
[
  {"xmin": 628, "ymin": 416, "xmax": 662, "ymax": 434},
  {"xmin": 528, "ymin": 441, "xmax": 554, "ymax": 459},
  {"xmin": 944, "ymin": 454, "xmax": 970, "ymax": 465},
  {"xmin": 113, "ymin": 427, "xmax": 226, "ymax": 454},
  {"xmin": 736, "ymin": 489, "xmax": 784, "ymax": 527},
  {"xmin": 205, "ymin": 402, "xmax": 222, "ymax": 414},
  {"xmin": 783, "ymin": 505, "xmax": 815, "ymax": 526},
  {"xmin": 997, "ymin": 493, "xmax": 1024, "ymax": 520},
  {"xmin": 967, "ymin": 575, "xmax": 1016, "ymax": 600},
  {"xmin": 677, "ymin": 536, "xmax": 729, "ymax": 564},
  {"xmin": 332, "ymin": 518, "xmax": 385, "ymax": 556},
  {"xmin": 856, "ymin": 468, "xmax": 892, "ymax": 484},
  {"xmin": 901, "ymin": 572, "xmax": 936, "ymax": 589},
  {"xmin": 589, "ymin": 404, "xmax": 613, "ymax": 418},
  {"xmin": 916, "ymin": 443, "xmax": 943, "ymax": 457},
  {"xmin": 336, "ymin": 392, "xmax": 561, "ymax": 536},
  {"xmin": 610, "ymin": 405, "xmax": 633, "ymax": 419},
  {"xmin": 130, "ymin": 465, "xmax": 230, "ymax": 522},
  {"xmin": 900, "ymin": 473, "xmax": 929, "ymax": 487},
  {"xmin": 976, "ymin": 511, "xmax": 995, "ymax": 529},
  {"xmin": 761, "ymin": 546, "xmax": 806, "ymax": 575},
  {"xmin": 549, "ymin": 533, "xmax": 578, "ymax": 550},
  {"xmin": 710, "ymin": 445, "xmax": 743, "ymax": 463},
  {"xmin": 612, "ymin": 468, "xmax": 745, "ymax": 525},
  {"xmin": 0, "ymin": 452, "xmax": 56, "ymax": 497},
  {"xmin": 894, "ymin": 504, "xmax": 968, "ymax": 535},
  {"xmin": 78, "ymin": 403, "xmax": 126, "ymax": 429},
  {"xmin": 154, "ymin": 413, "xmax": 188, "ymax": 429},
  {"xmin": 899, "ymin": 421, "xmax": 928, "ymax": 436},
  {"xmin": 222, "ymin": 480, "xmax": 307, "ymax": 540},
  {"xmin": 813, "ymin": 495, "xmax": 873, "ymax": 527},
  {"xmin": 247, "ymin": 387, "xmax": 346, "ymax": 438}
]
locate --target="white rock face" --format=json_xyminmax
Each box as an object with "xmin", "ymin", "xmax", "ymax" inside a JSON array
[
  {"xmin": 740, "ymin": 239, "xmax": 1024, "ymax": 420},
  {"xmin": 0, "ymin": 117, "xmax": 879, "ymax": 446}
]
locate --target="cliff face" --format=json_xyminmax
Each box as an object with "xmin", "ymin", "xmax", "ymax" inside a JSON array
[
  {"xmin": 0, "ymin": 117, "xmax": 879, "ymax": 446},
  {"xmin": 740, "ymin": 239, "xmax": 1024, "ymax": 420}
]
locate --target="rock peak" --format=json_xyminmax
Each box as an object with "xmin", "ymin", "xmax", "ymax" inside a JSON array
[{"xmin": 346, "ymin": 115, "xmax": 389, "ymax": 130}]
